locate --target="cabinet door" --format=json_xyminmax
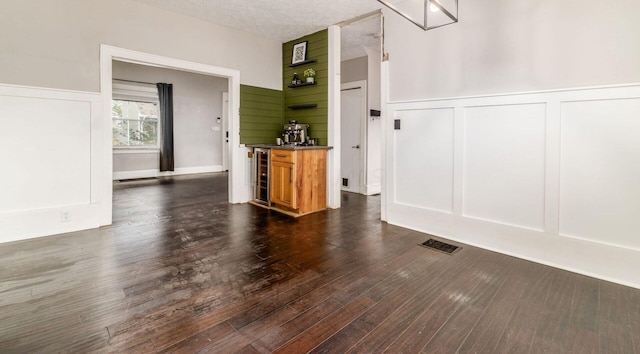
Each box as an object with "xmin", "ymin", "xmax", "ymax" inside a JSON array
[{"xmin": 270, "ymin": 161, "xmax": 296, "ymax": 208}]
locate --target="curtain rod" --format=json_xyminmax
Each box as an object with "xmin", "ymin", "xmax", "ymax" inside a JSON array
[{"xmin": 113, "ymin": 78, "xmax": 158, "ymax": 86}]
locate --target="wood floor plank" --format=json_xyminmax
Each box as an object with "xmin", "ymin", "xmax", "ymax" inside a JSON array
[
  {"xmin": 569, "ymin": 274, "xmax": 600, "ymax": 332},
  {"xmin": 237, "ymin": 305, "xmax": 300, "ymax": 341},
  {"xmin": 193, "ymin": 330, "xmax": 255, "ymax": 354},
  {"xmin": 600, "ymin": 319, "xmax": 636, "ymax": 354},
  {"xmin": 106, "ymin": 269, "xmax": 321, "ymax": 350},
  {"xmin": 418, "ymin": 256, "xmax": 516, "ymax": 353},
  {"xmin": 455, "ymin": 259, "xmax": 532, "ymax": 353},
  {"xmin": 350, "ymin": 252, "xmax": 494, "ymax": 353},
  {"xmin": 1, "ymin": 173, "xmax": 640, "ymax": 353},
  {"xmin": 273, "ymin": 296, "xmax": 375, "ymax": 354},
  {"xmin": 529, "ymin": 269, "xmax": 578, "ymax": 352},
  {"xmin": 227, "ymin": 282, "xmax": 313, "ymax": 330},
  {"xmin": 309, "ymin": 248, "xmax": 487, "ymax": 353},
  {"xmin": 156, "ymin": 321, "xmax": 235, "ymax": 353},
  {"xmin": 251, "ymin": 298, "xmax": 343, "ymax": 352},
  {"xmin": 492, "ymin": 299, "xmax": 545, "ymax": 353}
]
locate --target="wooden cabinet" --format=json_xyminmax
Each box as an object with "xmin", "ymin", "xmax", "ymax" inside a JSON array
[
  {"xmin": 270, "ymin": 148, "xmax": 327, "ymax": 216},
  {"xmin": 271, "ymin": 160, "xmax": 296, "ymax": 208}
]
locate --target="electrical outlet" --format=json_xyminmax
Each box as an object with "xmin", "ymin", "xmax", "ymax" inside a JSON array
[{"xmin": 61, "ymin": 210, "xmax": 71, "ymax": 223}]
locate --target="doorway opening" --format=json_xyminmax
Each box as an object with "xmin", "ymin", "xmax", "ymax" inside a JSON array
[
  {"xmin": 339, "ymin": 12, "xmax": 383, "ymax": 195},
  {"xmin": 341, "ymin": 81, "xmax": 367, "ymax": 194},
  {"xmin": 110, "ymin": 60, "xmax": 229, "ymax": 182},
  {"xmin": 100, "ymin": 45, "xmax": 242, "ymax": 226}
]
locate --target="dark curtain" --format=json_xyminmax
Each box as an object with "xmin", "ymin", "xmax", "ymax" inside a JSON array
[{"xmin": 157, "ymin": 83, "xmax": 174, "ymax": 172}]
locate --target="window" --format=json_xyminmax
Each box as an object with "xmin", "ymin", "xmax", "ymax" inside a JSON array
[
  {"xmin": 112, "ymin": 100, "xmax": 159, "ymax": 147},
  {"xmin": 112, "ymin": 81, "xmax": 160, "ymax": 148}
]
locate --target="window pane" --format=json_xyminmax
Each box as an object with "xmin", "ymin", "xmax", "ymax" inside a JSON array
[
  {"xmin": 112, "ymin": 100, "xmax": 159, "ymax": 147},
  {"xmin": 112, "ymin": 119, "xmax": 129, "ymax": 146},
  {"xmin": 129, "ymin": 119, "xmax": 158, "ymax": 146}
]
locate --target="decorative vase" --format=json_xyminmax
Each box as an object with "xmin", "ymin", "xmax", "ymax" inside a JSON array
[{"xmin": 306, "ymin": 77, "xmax": 315, "ymax": 84}]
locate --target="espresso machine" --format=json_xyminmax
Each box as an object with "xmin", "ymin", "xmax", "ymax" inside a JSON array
[{"xmin": 282, "ymin": 120, "xmax": 310, "ymax": 145}]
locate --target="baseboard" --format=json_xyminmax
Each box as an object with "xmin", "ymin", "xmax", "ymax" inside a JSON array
[
  {"xmin": 364, "ymin": 184, "xmax": 381, "ymax": 195},
  {"xmin": 162, "ymin": 165, "xmax": 225, "ymax": 176},
  {"xmin": 388, "ymin": 210, "xmax": 640, "ymax": 290},
  {"xmin": 114, "ymin": 165, "xmax": 225, "ymax": 180},
  {"xmin": 113, "ymin": 169, "xmax": 158, "ymax": 180},
  {"xmin": 0, "ymin": 203, "xmax": 102, "ymax": 244}
]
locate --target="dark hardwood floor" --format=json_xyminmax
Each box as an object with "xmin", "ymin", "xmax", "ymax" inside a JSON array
[{"xmin": 1, "ymin": 172, "xmax": 639, "ymax": 353}]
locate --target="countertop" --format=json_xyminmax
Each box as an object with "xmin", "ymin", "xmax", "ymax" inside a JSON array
[{"xmin": 246, "ymin": 144, "xmax": 333, "ymax": 150}]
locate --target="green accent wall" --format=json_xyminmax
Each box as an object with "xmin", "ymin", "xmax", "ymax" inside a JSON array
[
  {"xmin": 239, "ymin": 85, "xmax": 283, "ymax": 144},
  {"xmin": 283, "ymin": 29, "xmax": 329, "ymax": 146},
  {"xmin": 239, "ymin": 29, "xmax": 328, "ymax": 145}
]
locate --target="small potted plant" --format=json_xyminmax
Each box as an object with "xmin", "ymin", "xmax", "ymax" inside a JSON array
[{"xmin": 304, "ymin": 68, "xmax": 316, "ymax": 84}]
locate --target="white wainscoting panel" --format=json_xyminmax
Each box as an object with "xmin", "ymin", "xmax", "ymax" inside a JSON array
[
  {"xmin": 0, "ymin": 96, "xmax": 91, "ymax": 213},
  {"xmin": 384, "ymin": 83, "xmax": 640, "ymax": 288},
  {"xmin": 559, "ymin": 98, "xmax": 640, "ymax": 249},
  {"xmin": 463, "ymin": 104, "xmax": 547, "ymax": 231},
  {"xmin": 393, "ymin": 108, "xmax": 454, "ymax": 213},
  {"xmin": 0, "ymin": 84, "xmax": 103, "ymax": 243}
]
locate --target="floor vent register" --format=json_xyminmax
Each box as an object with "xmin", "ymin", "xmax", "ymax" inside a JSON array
[{"xmin": 419, "ymin": 238, "xmax": 461, "ymax": 255}]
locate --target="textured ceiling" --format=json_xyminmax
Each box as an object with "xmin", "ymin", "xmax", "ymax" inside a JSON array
[
  {"xmin": 341, "ymin": 14, "xmax": 382, "ymax": 60},
  {"xmin": 132, "ymin": 0, "xmax": 383, "ymax": 61},
  {"xmin": 132, "ymin": 0, "xmax": 383, "ymax": 43}
]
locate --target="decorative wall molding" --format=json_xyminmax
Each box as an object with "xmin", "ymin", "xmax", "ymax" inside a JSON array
[
  {"xmin": 384, "ymin": 83, "xmax": 640, "ymax": 289},
  {"xmin": 0, "ymin": 83, "xmax": 104, "ymax": 243}
]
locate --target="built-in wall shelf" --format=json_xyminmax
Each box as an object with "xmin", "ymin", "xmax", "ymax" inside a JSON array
[
  {"xmin": 288, "ymin": 59, "xmax": 317, "ymax": 67},
  {"xmin": 288, "ymin": 103, "xmax": 318, "ymax": 110},
  {"xmin": 288, "ymin": 82, "xmax": 317, "ymax": 88}
]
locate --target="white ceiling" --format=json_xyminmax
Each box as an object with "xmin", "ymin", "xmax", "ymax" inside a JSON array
[
  {"xmin": 341, "ymin": 14, "xmax": 382, "ymax": 60},
  {"xmin": 133, "ymin": 0, "xmax": 383, "ymax": 60}
]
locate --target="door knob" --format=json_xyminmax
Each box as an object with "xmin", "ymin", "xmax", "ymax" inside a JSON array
[{"xmin": 352, "ymin": 145, "xmax": 360, "ymax": 149}]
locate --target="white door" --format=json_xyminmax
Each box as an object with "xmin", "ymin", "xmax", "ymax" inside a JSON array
[{"xmin": 340, "ymin": 83, "xmax": 366, "ymax": 194}]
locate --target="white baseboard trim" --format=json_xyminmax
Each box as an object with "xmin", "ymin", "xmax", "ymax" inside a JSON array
[
  {"xmin": 163, "ymin": 165, "xmax": 225, "ymax": 176},
  {"xmin": 0, "ymin": 203, "xmax": 102, "ymax": 244},
  {"xmin": 113, "ymin": 169, "xmax": 159, "ymax": 180},
  {"xmin": 365, "ymin": 184, "xmax": 381, "ymax": 195},
  {"xmin": 113, "ymin": 165, "xmax": 225, "ymax": 180}
]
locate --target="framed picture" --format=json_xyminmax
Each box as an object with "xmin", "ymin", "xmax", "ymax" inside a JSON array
[{"xmin": 291, "ymin": 41, "xmax": 308, "ymax": 64}]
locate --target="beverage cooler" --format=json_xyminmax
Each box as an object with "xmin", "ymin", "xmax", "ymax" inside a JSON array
[{"xmin": 253, "ymin": 148, "xmax": 270, "ymax": 205}]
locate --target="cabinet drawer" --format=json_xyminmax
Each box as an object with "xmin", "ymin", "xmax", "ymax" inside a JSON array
[{"xmin": 271, "ymin": 149, "xmax": 295, "ymax": 163}]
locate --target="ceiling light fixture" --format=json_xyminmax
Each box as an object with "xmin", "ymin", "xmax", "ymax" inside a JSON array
[{"xmin": 378, "ymin": 0, "xmax": 458, "ymax": 31}]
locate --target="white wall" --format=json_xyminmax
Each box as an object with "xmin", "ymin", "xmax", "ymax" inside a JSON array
[
  {"xmin": 383, "ymin": 0, "xmax": 640, "ymax": 101},
  {"xmin": 0, "ymin": 0, "xmax": 281, "ymax": 92},
  {"xmin": 341, "ymin": 57, "xmax": 368, "ymax": 83},
  {"xmin": 112, "ymin": 61, "xmax": 228, "ymax": 179},
  {"xmin": 382, "ymin": 0, "xmax": 640, "ymax": 288},
  {"xmin": 0, "ymin": 0, "xmax": 280, "ymax": 243}
]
